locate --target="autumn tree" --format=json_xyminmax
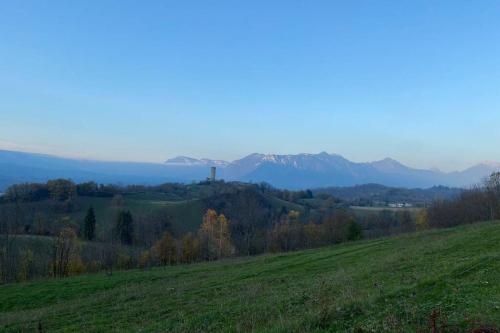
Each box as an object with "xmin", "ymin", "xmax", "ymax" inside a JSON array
[
  {"xmin": 415, "ymin": 209, "xmax": 429, "ymax": 230},
  {"xmin": 180, "ymin": 232, "xmax": 199, "ymax": 263},
  {"xmin": 303, "ymin": 221, "xmax": 323, "ymax": 248},
  {"xmin": 138, "ymin": 250, "xmax": 151, "ymax": 268},
  {"xmin": 52, "ymin": 227, "xmax": 80, "ymax": 277},
  {"xmin": 267, "ymin": 211, "xmax": 304, "ymax": 252},
  {"xmin": 198, "ymin": 209, "xmax": 233, "ymax": 260},
  {"xmin": 83, "ymin": 207, "xmax": 96, "ymax": 241},
  {"xmin": 152, "ymin": 232, "xmax": 177, "ymax": 266}
]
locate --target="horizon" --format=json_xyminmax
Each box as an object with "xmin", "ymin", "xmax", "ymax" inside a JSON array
[
  {"xmin": 1, "ymin": 146, "xmax": 498, "ymax": 174},
  {"xmin": 2, "ymin": 1, "xmax": 500, "ymax": 172}
]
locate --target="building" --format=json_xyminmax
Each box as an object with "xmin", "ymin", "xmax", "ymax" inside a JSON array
[{"xmin": 207, "ymin": 167, "xmax": 216, "ymax": 182}]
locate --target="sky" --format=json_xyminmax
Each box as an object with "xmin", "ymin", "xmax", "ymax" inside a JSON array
[{"xmin": 1, "ymin": 1, "xmax": 500, "ymax": 171}]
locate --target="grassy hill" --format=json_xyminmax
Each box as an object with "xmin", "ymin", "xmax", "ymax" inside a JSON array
[{"xmin": 1, "ymin": 221, "xmax": 499, "ymax": 332}]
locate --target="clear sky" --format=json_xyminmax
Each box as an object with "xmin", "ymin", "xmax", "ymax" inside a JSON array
[{"xmin": 1, "ymin": 1, "xmax": 499, "ymax": 171}]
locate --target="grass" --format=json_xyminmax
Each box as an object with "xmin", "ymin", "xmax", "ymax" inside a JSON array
[
  {"xmin": 1, "ymin": 221, "xmax": 500, "ymax": 332},
  {"xmin": 69, "ymin": 195, "xmax": 205, "ymax": 235}
]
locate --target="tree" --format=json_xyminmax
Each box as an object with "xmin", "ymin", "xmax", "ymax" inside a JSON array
[
  {"xmin": 267, "ymin": 211, "xmax": 305, "ymax": 252},
  {"xmin": 346, "ymin": 219, "xmax": 363, "ymax": 241},
  {"xmin": 198, "ymin": 209, "xmax": 233, "ymax": 260},
  {"xmin": 395, "ymin": 210, "xmax": 414, "ymax": 233},
  {"xmin": 138, "ymin": 250, "xmax": 151, "ymax": 268},
  {"xmin": 0, "ymin": 195, "xmax": 23, "ymax": 283},
  {"xmin": 484, "ymin": 172, "xmax": 500, "ymax": 220},
  {"xmin": 83, "ymin": 207, "xmax": 96, "ymax": 241},
  {"xmin": 415, "ymin": 209, "xmax": 429, "ymax": 230},
  {"xmin": 52, "ymin": 227, "xmax": 80, "ymax": 277},
  {"xmin": 180, "ymin": 232, "xmax": 199, "ymax": 263},
  {"xmin": 46, "ymin": 179, "xmax": 76, "ymax": 201},
  {"xmin": 76, "ymin": 181, "xmax": 99, "ymax": 196},
  {"xmin": 323, "ymin": 210, "xmax": 352, "ymax": 244},
  {"xmin": 215, "ymin": 214, "xmax": 233, "ymax": 258},
  {"xmin": 152, "ymin": 232, "xmax": 177, "ymax": 266},
  {"xmin": 114, "ymin": 211, "xmax": 134, "ymax": 245},
  {"xmin": 4, "ymin": 183, "xmax": 49, "ymax": 202},
  {"xmin": 303, "ymin": 221, "xmax": 322, "ymax": 248}
]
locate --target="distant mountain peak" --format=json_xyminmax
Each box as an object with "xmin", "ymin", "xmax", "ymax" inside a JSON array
[{"xmin": 370, "ymin": 157, "xmax": 406, "ymax": 171}]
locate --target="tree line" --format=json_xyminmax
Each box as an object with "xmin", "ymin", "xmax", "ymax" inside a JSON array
[
  {"xmin": 426, "ymin": 172, "xmax": 500, "ymax": 228},
  {"xmin": 6, "ymin": 173, "xmax": 499, "ymax": 284}
]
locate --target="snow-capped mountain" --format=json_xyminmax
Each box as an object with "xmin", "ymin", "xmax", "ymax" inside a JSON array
[
  {"xmin": 163, "ymin": 152, "xmax": 500, "ymax": 189},
  {"xmin": 0, "ymin": 149, "xmax": 499, "ymax": 190}
]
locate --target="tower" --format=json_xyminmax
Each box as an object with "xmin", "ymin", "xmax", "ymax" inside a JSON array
[{"xmin": 210, "ymin": 167, "xmax": 216, "ymax": 181}]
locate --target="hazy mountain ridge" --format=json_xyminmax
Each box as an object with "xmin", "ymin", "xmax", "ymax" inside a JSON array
[
  {"xmin": 0, "ymin": 149, "xmax": 498, "ymax": 191},
  {"xmin": 162, "ymin": 152, "xmax": 498, "ymax": 189}
]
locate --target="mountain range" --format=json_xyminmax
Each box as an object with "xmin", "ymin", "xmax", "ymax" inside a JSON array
[{"xmin": 0, "ymin": 149, "xmax": 499, "ymax": 191}]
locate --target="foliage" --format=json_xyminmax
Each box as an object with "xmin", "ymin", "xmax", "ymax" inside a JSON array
[
  {"xmin": 46, "ymin": 179, "xmax": 77, "ymax": 201},
  {"xmin": 3, "ymin": 176, "xmax": 497, "ymax": 283},
  {"xmin": 151, "ymin": 232, "xmax": 177, "ymax": 266},
  {"xmin": 198, "ymin": 209, "xmax": 234, "ymax": 260}
]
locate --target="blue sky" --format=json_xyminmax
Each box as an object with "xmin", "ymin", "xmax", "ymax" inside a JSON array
[{"xmin": 1, "ymin": 1, "xmax": 499, "ymax": 171}]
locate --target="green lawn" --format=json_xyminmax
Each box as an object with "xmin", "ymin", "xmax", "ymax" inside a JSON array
[{"xmin": 1, "ymin": 222, "xmax": 499, "ymax": 332}]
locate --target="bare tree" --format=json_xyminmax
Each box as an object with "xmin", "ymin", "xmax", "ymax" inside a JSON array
[
  {"xmin": 484, "ymin": 172, "xmax": 500, "ymax": 220},
  {"xmin": 0, "ymin": 195, "xmax": 23, "ymax": 283},
  {"xmin": 52, "ymin": 228, "xmax": 78, "ymax": 278}
]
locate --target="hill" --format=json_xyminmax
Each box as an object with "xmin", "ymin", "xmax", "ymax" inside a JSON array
[
  {"xmin": 0, "ymin": 181, "xmax": 321, "ymax": 242},
  {"xmin": 2, "ymin": 149, "xmax": 500, "ymax": 190},
  {"xmin": 1, "ymin": 221, "xmax": 499, "ymax": 332}
]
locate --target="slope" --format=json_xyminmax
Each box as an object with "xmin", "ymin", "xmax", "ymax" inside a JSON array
[{"xmin": 1, "ymin": 221, "xmax": 499, "ymax": 332}]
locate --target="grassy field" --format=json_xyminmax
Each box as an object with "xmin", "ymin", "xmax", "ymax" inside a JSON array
[
  {"xmin": 69, "ymin": 195, "xmax": 205, "ymax": 236},
  {"xmin": 1, "ymin": 221, "xmax": 499, "ymax": 332}
]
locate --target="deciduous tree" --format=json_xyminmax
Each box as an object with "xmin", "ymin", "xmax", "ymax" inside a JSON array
[{"xmin": 198, "ymin": 209, "xmax": 233, "ymax": 260}]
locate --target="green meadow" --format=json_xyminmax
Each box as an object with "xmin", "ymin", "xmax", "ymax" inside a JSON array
[{"xmin": 1, "ymin": 221, "xmax": 499, "ymax": 332}]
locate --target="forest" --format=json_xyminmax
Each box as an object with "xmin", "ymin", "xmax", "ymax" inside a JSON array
[{"xmin": 0, "ymin": 173, "xmax": 499, "ymax": 283}]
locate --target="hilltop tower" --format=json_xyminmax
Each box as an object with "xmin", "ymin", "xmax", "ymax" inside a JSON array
[{"xmin": 209, "ymin": 167, "xmax": 216, "ymax": 181}]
